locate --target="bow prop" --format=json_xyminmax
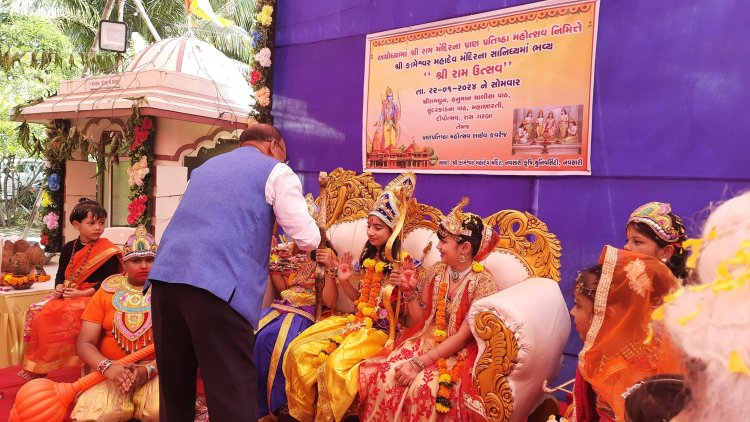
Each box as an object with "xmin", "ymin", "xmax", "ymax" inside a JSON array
[
  {"xmin": 382, "ymin": 187, "xmax": 409, "ymax": 350},
  {"xmin": 314, "ymin": 171, "xmax": 329, "ymax": 320}
]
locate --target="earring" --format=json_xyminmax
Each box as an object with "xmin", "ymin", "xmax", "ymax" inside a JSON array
[
  {"xmin": 661, "ymin": 258, "xmax": 668, "ymax": 263},
  {"xmin": 459, "ymin": 254, "xmax": 466, "ymax": 263}
]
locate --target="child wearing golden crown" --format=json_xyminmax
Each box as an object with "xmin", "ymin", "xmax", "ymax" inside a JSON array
[
  {"xmin": 625, "ymin": 201, "xmax": 690, "ymax": 282},
  {"xmin": 70, "ymin": 226, "xmax": 159, "ymax": 421},
  {"xmin": 282, "ymin": 173, "xmax": 415, "ymax": 422},
  {"xmin": 358, "ymin": 197, "xmax": 499, "ymax": 421}
]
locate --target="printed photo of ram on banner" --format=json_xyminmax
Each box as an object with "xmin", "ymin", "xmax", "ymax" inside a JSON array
[{"xmin": 363, "ymin": 0, "xmax": 599, "ymax": 175}]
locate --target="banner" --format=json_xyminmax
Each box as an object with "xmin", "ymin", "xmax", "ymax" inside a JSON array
[{"xmin": 363, "ymin": 0, "xmax": 599, "ymax": 175}]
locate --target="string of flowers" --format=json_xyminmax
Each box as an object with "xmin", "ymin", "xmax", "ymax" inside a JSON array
[
  {"xmin": 3, "ymin": 272, "xmax": 51, "ymax": 288},
  {"xmin": 315, "ymin": 259, "xmax": 386, "ymax": 364},
  {"xmin": 433, "ymin": 262, "xmax": 484, "ymax": 413},
  {"xmin": 39, "ymin": 160, "xmax": 64, "ymax": 252},
  {"xmin": 247, "ymin": 0, "xmax": 277, "ymax": 124},
  {"xmin": 124, "ymin": 104, "xmax": 155, "ymax": 227}
]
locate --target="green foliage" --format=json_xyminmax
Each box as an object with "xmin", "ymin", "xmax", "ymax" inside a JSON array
[
  {"xmin": 0, "ymin": 12, "xmax": 79, "ymax": 159},
  {"xmin": 0, "ymin": 13, "xmax": 72, "ymax": 56},
  {"xmin": 24, "ymin": 0, "xmax": 257, "ymax": 66}
]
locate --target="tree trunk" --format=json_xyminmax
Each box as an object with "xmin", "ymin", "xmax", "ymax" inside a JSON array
[
  {"xmin": 132, "ymin": 0, "xmax": 162, "ymax": 41},
  {"xmin": 117, "ymin": 0, "xmax": 126, "ymax": 21},
  {"xmin": 116, "ymin": 0, "xmax": 127, "ymax": 69}
]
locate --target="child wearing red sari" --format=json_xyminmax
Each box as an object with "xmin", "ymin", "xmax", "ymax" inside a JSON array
[
  {"xmin": 19, "ymin": 198, "xmax": 122, "ymax": 379},
  {"xmin": 359, "ymin": 198, "xmax": 499, "ymax": 421}
]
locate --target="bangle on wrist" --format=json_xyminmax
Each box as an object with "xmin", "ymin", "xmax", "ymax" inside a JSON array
[
  {"xmin": 429, "ymin": 349, "xmax": 440, "ymax": 362},
  {"xmin": 410, "ymin": 355, "xmax": 426, "ymax": 371},
  {"xmin": 145, "ymin": 363, "xmax": 157, "ymax": 380},
  {"xmin": 402, "ymin": 288, "xmax": 418, "ymax": 302},
  {"xmin": 97, "ymin": 359, "xmax": 112, "ymax": 375}
]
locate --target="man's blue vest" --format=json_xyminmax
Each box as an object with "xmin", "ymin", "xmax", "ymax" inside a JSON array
[{"xmin": 149, "ymin": 146, "xmax": 277, "ymax": 328}]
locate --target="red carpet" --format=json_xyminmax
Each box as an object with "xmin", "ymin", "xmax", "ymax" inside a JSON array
[{"xmin": 0, "ymin": 365, "xmax": 81, "ymax": 421}]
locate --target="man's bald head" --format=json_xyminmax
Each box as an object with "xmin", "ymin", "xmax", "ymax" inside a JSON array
[
  {"xmin": 240, "ymin": 124, "xmax": 283, "ymax": 145},
  {"xmin": 240, "ymin": 124, "xmax": 288, "ymax": 163}
]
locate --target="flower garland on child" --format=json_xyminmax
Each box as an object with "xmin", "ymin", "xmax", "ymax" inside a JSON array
[
  {"xmin": 315, "ymin": 258, "xmax": 386, "ymax": 364},
  {"xmin": 434, "ymin": 261, "xmax": 484, "ymax": 413}
]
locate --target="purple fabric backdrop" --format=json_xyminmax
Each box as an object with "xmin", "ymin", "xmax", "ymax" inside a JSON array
[{"xmin": 272, "ymin": 0, "xmax": 750, "ymax": 402}]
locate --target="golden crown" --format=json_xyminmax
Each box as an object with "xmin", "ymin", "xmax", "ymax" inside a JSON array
[
  {"xmin": 628, "ymin": 202, "xmax": 684, "ymax": 243},
  {"xmin": 123, "ymin": 225, "xmax": 158, "ymax": 261},
  {"xmin": 439, "ymin": 197, "xmax": 474, "ymax": 239},
  {"xmin": 369, "ymin": 172, "xmax": 416, "ymax": 229}
]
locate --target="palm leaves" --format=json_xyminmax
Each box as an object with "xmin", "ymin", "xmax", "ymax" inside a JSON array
[
  {"xmin": 15, "ymin": 0, "xmax": 256, "ymax": 73},
  {"xmin": 191, "ymin": 0, "xmax": 256, "ymax": 62}
]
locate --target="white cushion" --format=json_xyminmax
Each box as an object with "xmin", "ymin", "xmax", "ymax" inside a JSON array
[
  {"xmin": 480, "ymin": 250, "xmax": 532, "ymax": 291},
  {"xmin": 403, "ymin": 227, "xmax": 441, "ymax": 267},
  {"xmin": 326, "ymin": 220, "xmax": 369, "ymax": 262},
  {"xmin": 467, "ymin": 278, "xmax": 570, "ymax": 422},
  {"xmin": 326, "ymin": 220, "xmax": 370, "ymax": 313}
]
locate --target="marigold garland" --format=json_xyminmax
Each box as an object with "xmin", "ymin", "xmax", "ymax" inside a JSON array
[
  {"xmin": 3, "ymin": 274, "xmax": 29, "ymax": 286},
  {"xmin": 315, "ymin": 258, "xmax": 386, "ymax": 364},
  {"xmin": 2, "ymin": 273, "xmax": 50, "ymax": 287},
  {"xmin": 472, "ymin": 261, "xmax": 485, "ymax": 273},
  {"xmin": 433, "ymin": 264, "xmax": 481, "ymax": 413}
]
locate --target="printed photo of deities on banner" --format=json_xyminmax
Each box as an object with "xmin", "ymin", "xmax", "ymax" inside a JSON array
[
  {"xmin": 366, "ymin": 86, "xmax": 439, "ymax": 169},
  {"xmin": 362, "ymin": 0, "xmax": 599, "ymax": 175},
  {"xmin": 512, "ymin": 105, "xmax": 584, "ymax": 156}
]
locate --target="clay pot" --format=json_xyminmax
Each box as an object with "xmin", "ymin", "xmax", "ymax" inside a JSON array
[
  {"xmin": 2, "ymin": 241, "xmax": 13, "ymax": 271},
  {"xmin": 11, "ymin": 252, "xmax": 31, "ymax": 276},
  {"xmin": 13, "ymin": 239, "xmax": 30, "ymax": 254},
  {"xmin": 1, "ymin": 252, "xmax": 11, "ymax": 273},
  {"xmin": 27, "ymin": 244, "xmax": 45, "ymax": 266}
]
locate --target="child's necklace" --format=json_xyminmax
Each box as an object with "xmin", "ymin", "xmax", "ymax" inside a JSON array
[{"xmin": 64, "ymin": 239, "xmax": 95, "ymax": 287}]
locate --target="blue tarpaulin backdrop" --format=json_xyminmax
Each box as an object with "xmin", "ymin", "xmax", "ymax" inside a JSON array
[{"xmin": 271, "ymin": 0, "xmax": 750, "ymax": 396}]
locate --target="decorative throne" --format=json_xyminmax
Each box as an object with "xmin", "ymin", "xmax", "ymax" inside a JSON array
[{"xmin": 317, "ymin": 169, "xmax": 570, "ymax": 421}]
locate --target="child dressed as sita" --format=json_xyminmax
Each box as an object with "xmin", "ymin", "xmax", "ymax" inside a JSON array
[
  {"xmin": 283, "ymin": 173, "xmax": 415, "ymax": 422},
  {"xmin": 359, "ymin": 198, "xmax": 500, "ymax": 421}
]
